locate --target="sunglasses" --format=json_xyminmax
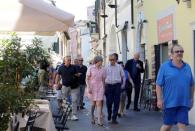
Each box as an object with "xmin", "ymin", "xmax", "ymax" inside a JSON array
[
  {"xmin": 79, "ymin": 60, "xmax": 83, "ymax": 61},
  {"xmin": 174, "ymin": 50, "xmax": 184, "ymax": 54}
]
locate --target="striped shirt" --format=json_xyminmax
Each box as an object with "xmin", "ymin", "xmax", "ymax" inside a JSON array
[{"xmin": 105, "ymin": 63, "xmax": 125, "ymax": 88}]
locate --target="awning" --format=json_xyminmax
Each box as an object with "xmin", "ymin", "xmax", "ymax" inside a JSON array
[{"xmin": 0, "ymin": 0, "xmax": 75, "ymax": 32}]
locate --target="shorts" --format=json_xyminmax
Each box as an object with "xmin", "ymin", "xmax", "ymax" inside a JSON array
[{"xmin": 163, "ymin": 106, "xmax": 189, "ymax": 125}]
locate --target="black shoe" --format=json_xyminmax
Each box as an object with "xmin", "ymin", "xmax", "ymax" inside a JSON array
[
  {"xmin": 80, "ymin": 106, "xmax": 85, "ymax": 109},
  {"xmin": 111, "ymin": 120, "xmax": 118, "ymax": 124},
  {"xmin": 108, "ymin": 114, "xmax": 111, "ymax": 121},
  {"xmin": 134, "ymin": 108, "xmax": 140, "ymax": 112},
  {"xmin": 126, "ymin": 104, "xmax": 130, "ymax": 110}
]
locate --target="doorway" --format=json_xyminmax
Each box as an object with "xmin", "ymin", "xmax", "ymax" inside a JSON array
[
  {"xmin": 154, "ymin": 42, "xmax": 168, "ymax": 78},
  {"xmin": 193, "ymin": 30, "xmax": 195, "ymax": 75}
]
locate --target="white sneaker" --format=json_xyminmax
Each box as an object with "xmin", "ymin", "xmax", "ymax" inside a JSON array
[{"xmin": 71, "ymin": 115, "xmax": 79, "ymax": 121}]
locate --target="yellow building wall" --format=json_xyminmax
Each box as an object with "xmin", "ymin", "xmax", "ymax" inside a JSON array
[
  {"xmin": 139, "ymin": 0, "xmax": 195, "ymax": 124},
  {"xmin": 141, "ymin": 0, "xmax": 195, "ymax": 76}
]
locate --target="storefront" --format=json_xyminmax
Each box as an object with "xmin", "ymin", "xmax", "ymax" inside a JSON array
[{"xmin": 153, "ymin": 13, "xmax": 175, "ymax": 78}]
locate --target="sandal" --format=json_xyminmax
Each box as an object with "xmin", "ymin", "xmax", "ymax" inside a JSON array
[
  {"xmin": 91, "ymin": 119, "xmax": 95, "ymax": 124},
  {"xmin": 98, "ymin": 119, "xmax": 103, "ymax": 126},
  {"xmin": 98, "ymin": 123, "xmax": 103, "ymax": 126}
]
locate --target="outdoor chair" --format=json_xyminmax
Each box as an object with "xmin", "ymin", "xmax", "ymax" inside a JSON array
[
  {"xmin": 13, "ymin": 121, "xmax": 20, "ymax": 131},
  {"xmin": 23, "ymin": 110, "xmax": 38, "ymax": 131},
  {"xmin": 10, "ymin": 113, "xmax": 20, "ymax": 131},
  {"xmin": 10, "ymin": 117, "xmax": 19, "ymax": 131},
  {"xmin": 53, "ymin": 102, "xmax": 70, "ymax": 122},
  {"xmin": 55, "ymin": 103, "xmax": 72, "ymax": 131}
]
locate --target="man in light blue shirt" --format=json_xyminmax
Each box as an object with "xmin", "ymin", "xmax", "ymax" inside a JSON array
[
  {"xmin": 105, "ymin": 54, "xmax": 125, "ymax": 124},
  {"xmin": 156, "ymin": 44, "xmax": 194, "ymax": 131}
]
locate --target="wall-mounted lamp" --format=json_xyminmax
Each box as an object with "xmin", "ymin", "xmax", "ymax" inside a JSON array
[
  {"xmin": 108, "ymin": 4, "xmax": 117, "ymax": 8},
  {"xmin": 131, "ymin": 26, "xmax": 135, "ymax": 29},
  {"xmin": 108, "ymin": 0, "xmax": 118, "ymax": 27},
  {"xmin": 142, "ymin": 19, "xmax": 148, "ymax": 23},
  {"xmin": 100, "ymin": 14, "xmax": 108, "ymax": 18}
]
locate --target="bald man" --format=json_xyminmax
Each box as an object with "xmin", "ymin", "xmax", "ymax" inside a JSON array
[{"xmin": 125, "ymin": 52, "xmax": 144, "ymax": 111}]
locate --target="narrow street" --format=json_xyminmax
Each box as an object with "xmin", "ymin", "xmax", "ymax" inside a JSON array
[
  {"xmin": 50, "ymin": 98, "xmax": 195, "ymax": 131},
  {"xmin": 1, "ymin": 1, "xmax": 195, "ymax": 131}
]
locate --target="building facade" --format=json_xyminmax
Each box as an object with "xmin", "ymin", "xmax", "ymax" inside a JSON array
[
  {"xmin": 134, "ymin": 0, "xmax": 195, "ymax": 124},
  {"xmin": 93, "ymin": 0, "xmax": 136, "ymax": 63}
]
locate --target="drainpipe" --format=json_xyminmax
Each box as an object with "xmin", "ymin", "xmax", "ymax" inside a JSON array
[
  {"xmin": 115, "ymin": 0, "xmax": 118, "ymax": 27},
  {"xmin": 104, "ymin": 0, "xmax": 106, "ymax": 35},
  {"xmin": 131, "ymin": 0, "xmax": 134, "ymax": 28}
]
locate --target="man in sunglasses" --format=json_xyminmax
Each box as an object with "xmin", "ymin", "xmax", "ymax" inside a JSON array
[
  {"xmin": 76, "ymin": 57, "xmax": 87, "ymax": 109},
  {"xmin": 156, "ymin": 44, "xmax": 195, "ymax": 131}
]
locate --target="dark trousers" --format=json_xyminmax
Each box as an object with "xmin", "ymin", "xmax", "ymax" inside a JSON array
[
  {"xmin": 126, "ymin": 84, "xmax": 141, "ymax": 109},
  {"xmin": 105, "ymin": 83, "xmax": 121, "ymax": 121}
]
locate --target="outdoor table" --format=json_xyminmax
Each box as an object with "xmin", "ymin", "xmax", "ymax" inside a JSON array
[{"xmin": 7, "ymin": 99, "xmax": 57, "ymax": 131}]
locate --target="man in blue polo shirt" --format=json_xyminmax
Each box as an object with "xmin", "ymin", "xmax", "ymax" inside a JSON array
[{"xmin": 156, "ymin": 44, "xmax": 195, "ymax": 131}]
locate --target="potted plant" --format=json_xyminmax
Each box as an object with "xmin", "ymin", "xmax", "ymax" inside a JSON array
[{"xmin": 0, "ymin": 33, "xmax": 50, "ymax": 131}]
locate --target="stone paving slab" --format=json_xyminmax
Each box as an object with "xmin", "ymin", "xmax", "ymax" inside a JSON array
[{"xmin": 49, "ymin": 98, "xmax": 195, "ymax": 131}]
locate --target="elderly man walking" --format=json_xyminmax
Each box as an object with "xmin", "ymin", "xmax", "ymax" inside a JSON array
[
  {"xmin": 156, "ymin": 44, "xmax": 195, "ymax": 131},
  {"xmin": 55, "ymin": 56, "xmax": 80, "ymax": 121},
  {"xmin": 105, "ymin": 54, "xmax": 125, "ymax": 124},
  {"xmin": 125, "ymin": 52, "xmax": 144, "ymax": 111},
  {"xmin": 77, "ymin": 57, "xmax": 87, "ymax": 109}
]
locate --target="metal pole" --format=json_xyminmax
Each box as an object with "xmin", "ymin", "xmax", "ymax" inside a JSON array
[
  {"xmin": 131, "ymin": 0, "xmax": 134, "ymax": 25},
  {"xmin": 103, "ymin": 0, "xmax": 106, "ymax": 62},
  {"xmin": 115, "ymin": 0, "xmax": 118, "ymax": 27},
  {"xmin": 104, "ymin": 0, "xmax": 106, "ymax": 35}
]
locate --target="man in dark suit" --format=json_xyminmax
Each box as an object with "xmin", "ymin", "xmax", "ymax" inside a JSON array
[{"xmin": 125, "ymin": 52, "xmax": 144, "ymax": 111}]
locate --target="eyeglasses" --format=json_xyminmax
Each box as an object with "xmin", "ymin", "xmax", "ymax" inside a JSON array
[
  {"xmin": 109, "ymin": 59, "xmax": 115, "ymax": 61},
  {"xmin": 79, "ymin": 60, "xmax": 83, "ymax": 61},
  {"xmin": 174, "ymin": 50, "xmax": 184, "ymax": 54}
]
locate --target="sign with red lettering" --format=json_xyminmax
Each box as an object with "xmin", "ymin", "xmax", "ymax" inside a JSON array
[{"xmin": 157, "ymin": 14, "xmax": 174, "ymax": 43}]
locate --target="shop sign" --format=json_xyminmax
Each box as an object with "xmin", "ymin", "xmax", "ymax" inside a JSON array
[{"xmin": 157, "ymin": 14, "xmax": 174, "ymax": 43}]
